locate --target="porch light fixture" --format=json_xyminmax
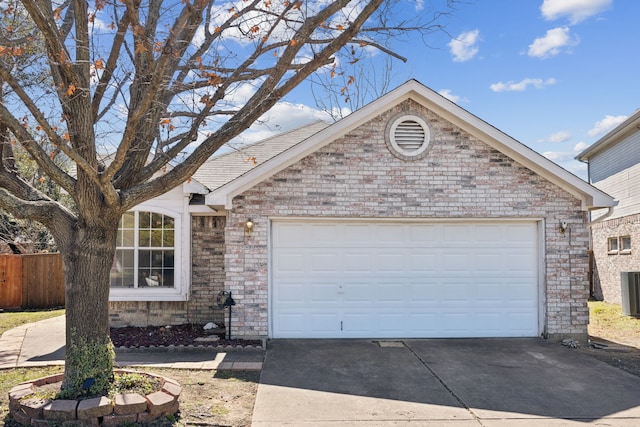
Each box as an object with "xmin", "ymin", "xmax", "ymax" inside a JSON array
[
  {"xmin": 245, "ymin": 219, "xmax": 254, "ymax": 236},
  {"xmin": 559, "ymin": 221, "xmax": 568, "ymax": 235}
]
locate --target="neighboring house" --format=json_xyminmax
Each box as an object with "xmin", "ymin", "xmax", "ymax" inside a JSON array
[
  {"xmin": 577, "ymin": 109, "xmax": 640, "ymax": 306},
  {"xmin": 108, "ymin": 80, "xmax": 615, "ymax": 342}
]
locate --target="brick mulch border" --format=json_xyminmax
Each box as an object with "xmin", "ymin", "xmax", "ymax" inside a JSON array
[{"xmin": 8, "ymin": 369, "xmax": 180, "ymax": 426}]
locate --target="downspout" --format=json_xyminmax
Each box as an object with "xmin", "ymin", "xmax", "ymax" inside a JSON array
[{"xmin": 578, "ymin": 156, "xmax": 617, "ymax": 297}]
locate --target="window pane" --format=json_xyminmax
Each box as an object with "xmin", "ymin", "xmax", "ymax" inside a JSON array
[
  {"xmin": 121, "ymin": 229, "xmax": 135, "ymax": 247},
  {"xmin": 163, "ymin": 230, "xmax": 174, "ymax": 247},
  {"xmin": 122, "ymin": 211, "xmax": 135, "ymax": 228},
  {"xmin": 121, "ymin": 270, "xmax": 135, "ymax": 288},
  {"xmin": 608, "ymin": 237, "xmax": 618, "ymax": 252},
  {"xmin": 111, "ymin": 250, "xmax": 135, "ymax": 288},
  {"xmin": 163, "ymin": 250, "xmax": 174, "ymax": 268},
  {"xmin": 140, "ymin": 269, "xmax": 160, "ymax": 287},
  {"xmin": 160, "ymin": 269, "xmax": 174, "ymax": 287},
  {"xmin": 139, "ymin": 211, "xmax": 151, "ymax": 229},
  {"xmin": 139, "ymin": 230, "xmax": 151, "ymax": 247},
  {"xmin": 121, "ymin": 249, "xmax": 135, "ymax": 268},
  {"xmin": 152, "ymin": 213, "xmax": 163, "ymax": 229},
  {"xmin": 139, "ymin": 250, "xmax": 151, "ymax": 268},
  {"xmin": 621, "ymin": 236, "xmax": 631, "ymax": 251},
  {"xmin": 164, "ymin": 216, "xmax": 175, "ymax": 229},
  {"xmin": 151, "ymin": 229, "xmax": 163, "ymax": 247},
  {"xmin": 151, "ymin": 251, "xmax": 164, "ymax": 268}
]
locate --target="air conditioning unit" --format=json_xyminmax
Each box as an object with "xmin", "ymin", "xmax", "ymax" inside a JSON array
[{"xmin": 621, "ymin": 272, "xmax": 640, "ymax": 316}]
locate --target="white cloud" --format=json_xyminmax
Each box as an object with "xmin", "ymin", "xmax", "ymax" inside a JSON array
[
  {"xmin": 448, "ymin": 30, "xmax": 480, "ymax": 62},
  {"xmin": 233, "ymin": 101, "xmax": 333, "ymax": 145},
  {"xmin": 414, "ymin": 0, "xmax": 424, "ymax": 11},
  {"xmin": 541, "ymin": 0, "xmax": 612, "ymax": 24},
  {"xmin": 490, "ymin": 78, "xmax": 557, "ymax": 92},
  {"xmin": 528, "ymin": 27, "xmax": 578, "ymax": 58},
  {"xmin": 587, "ymin": 114, "xmax": 628, "ymax": 137},
  {"xmin": 573, "ymin": 141, "xmax": 589, "ymax": 152},
  {"xmin": 542, "ymin": 142, "xmax": 590, "ymax": 178},
  {"xmin": 438, "ymin": 89, "xmax": 461, "ymax": 103},
  {"xmin": 540, "ymin": 130, "xmax": 571, "ymax": 143}
]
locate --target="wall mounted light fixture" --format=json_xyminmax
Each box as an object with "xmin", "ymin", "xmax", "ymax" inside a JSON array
[
  {"xmin": 245, "ymin": 219, "xmax": 254, "ymax": 236},
  {"xmin": 559, "ymin": 221, "xmax": 568, "ymax": 235}
]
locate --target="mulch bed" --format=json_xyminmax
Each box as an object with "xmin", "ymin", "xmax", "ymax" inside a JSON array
[{"xmin": 109, "ymin": 324, "xmax": 262, "ymax": 348}]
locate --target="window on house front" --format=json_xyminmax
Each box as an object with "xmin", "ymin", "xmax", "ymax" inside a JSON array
[
  {"xmin": 620, "ymin": 236, "xmax": 632, "ymax": 254},
  {"xmin": 110, "ymin": 211, "xmax": 175, "ymax": 289},
  {"xmin": 608, "ymin": 237, "xmax": 619, "ymax": 254}
]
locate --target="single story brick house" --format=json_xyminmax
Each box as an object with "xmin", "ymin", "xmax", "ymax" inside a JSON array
[
  {"xmin": 108, "ymin": 80, "xmax": 615, "ymax": 342},
  {"xmin": 577, "ymin": 109, "xmax": 640, "ymax": 309}
]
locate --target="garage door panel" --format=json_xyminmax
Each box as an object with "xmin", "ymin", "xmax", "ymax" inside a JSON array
[
  {"xmin": 476, "ymin": 253, "xmax": 504, "ymax": 272},
  {"xmin": 408, "ymin": 283, "xmax": 439, "ymax": 303},
  {"xmin": 310, "ymin": 282, "xmax": 340, "ymax": 302},
  {"xmin": 310, "ymin": 313, "xmax": 340, "ymax": 332},
  {"xmin": 275, "ymin": 251, "xmax": 307, "ymax": 272},
  {"xmin": 344, "ymin": 253, "xmax": 371, "ymax": 271},
  {"xmin": 343, "ymin": 282, "xmax": 370, "ymax": 302},
  {"xmin": 409, "ymin": 252, "xmax": 438, "ymax": 271},
  {"xmin": 507, "ymin": 253, "xmax": 537, "ymax": 271},
  {"xmin": 271, "ymin": 221, "xmax": 539, "ymax": 338},
  {"xmin": 443, "ymin": 224, "xmax": 471, "ymax": 241},
  {"xmin": 441, "ymin": 253, "xmax": 473, "ymax": 271},
  {"xmin": 410, "ymin": 224, "xmax": 441, "ymax": 243},
  {"xmin": 376, "ymin": 253, "xmax": 405, "ymax": 271},
  {"xmin": 276, "ymin": 281, "xmax": 307, "ymax": 303},
  {"xmin": 274, "ymin": 313, "xmax": 306, "ymax": 334}
]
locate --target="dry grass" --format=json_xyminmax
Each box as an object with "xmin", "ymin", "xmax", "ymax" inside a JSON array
[
  {"xmin": 0, "ymin": 309, "xmax": 259, "ymax": 426},
  {"xmin": 0, "ymin": 366, "xmax": 65, "ymax": 423},
  {"xmin": 588, "ymin": 301, "xmax": 640, "ymax": 348},
  {"xmin": 0, "ymin": 308, "xmax": 65, "ymax": 336}
]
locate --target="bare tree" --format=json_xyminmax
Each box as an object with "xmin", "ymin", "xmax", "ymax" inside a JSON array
[{"xmin": 0, "ymin": 0, "xmax": 456, "ymax": 396}]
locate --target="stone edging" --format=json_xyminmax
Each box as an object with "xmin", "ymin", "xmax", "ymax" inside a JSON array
[
  {"xmin": 8, "ymin": 369, "xmax": 180, "ymax": 426},
  {"xmin": 114, "ymin": 343, "xmax": 264, "ymax": 353}
]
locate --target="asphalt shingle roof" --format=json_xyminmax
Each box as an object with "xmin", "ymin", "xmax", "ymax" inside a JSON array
[{"xmin": 192, "ymin": 120, "xmax": 330, "ymax": 191}]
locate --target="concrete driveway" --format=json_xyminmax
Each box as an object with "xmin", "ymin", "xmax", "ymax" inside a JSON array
[{"xmin": 252, "ymin": 338, "xmax": 640, "ymax": 426}]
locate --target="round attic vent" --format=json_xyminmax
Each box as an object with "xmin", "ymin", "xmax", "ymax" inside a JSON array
[{"xmin": 387, "ymin": 114, "xmax": 431, "ymax": 160}]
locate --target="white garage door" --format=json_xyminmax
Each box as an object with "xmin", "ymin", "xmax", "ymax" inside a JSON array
[{"xmin": 271, "ymin": 220, "xmax": 540, "ymax": 338}]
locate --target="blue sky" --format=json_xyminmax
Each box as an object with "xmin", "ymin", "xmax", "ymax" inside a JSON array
[{"xmin": 240, "ymin": 0, "xmax": 638, "ymax": 179}]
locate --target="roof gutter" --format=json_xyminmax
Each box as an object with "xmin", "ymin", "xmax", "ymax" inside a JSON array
[{"xmin": 588, "ymin": 206, "xmax": 616, "ymax": 227}]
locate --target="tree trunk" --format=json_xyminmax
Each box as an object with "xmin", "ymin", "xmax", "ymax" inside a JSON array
[{"xmin": 60, "ymin": 216, "xmax": 119, "ymax": 397}]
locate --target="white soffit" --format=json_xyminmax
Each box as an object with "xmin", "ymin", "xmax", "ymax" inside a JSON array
[{"xmin": 206, "ymin": 80, "xmax": 616, "ymax": 211}]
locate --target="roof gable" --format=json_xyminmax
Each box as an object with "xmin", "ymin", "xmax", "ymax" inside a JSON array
[{"xmin": 206, "ymin": 79, "xmax": 615, "ymax": 211}]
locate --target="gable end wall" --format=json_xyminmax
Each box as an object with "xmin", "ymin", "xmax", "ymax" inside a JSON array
[{"xmin": 225, "ymin": 100, "xmax": 590, "ymax": 340}]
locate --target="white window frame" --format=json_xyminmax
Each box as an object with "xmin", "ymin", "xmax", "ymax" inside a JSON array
[
  {"xmin": 607, "ymin": 236, "xmax": 619, "ymax": 254},
  {"xmin": 109, "ymin": 205, "xmax": 189, "ymax": 301},
  {"xmin": 620, "ymin": 235, "xmax": 632, "ymax": 254}
]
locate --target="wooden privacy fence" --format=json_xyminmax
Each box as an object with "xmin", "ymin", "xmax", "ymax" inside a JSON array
[{"xmin": 0, "ymin": 253, "xmax": 64, "ymax": 309}]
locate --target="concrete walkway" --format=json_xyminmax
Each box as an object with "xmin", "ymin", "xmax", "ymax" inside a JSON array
[
  {"xmin": 252, "ymin": 339, "xmax": 640, "ymax": 426},
  {"xmin": 0, "ymin": 315, "xmax": 263, "ymax": 371}
]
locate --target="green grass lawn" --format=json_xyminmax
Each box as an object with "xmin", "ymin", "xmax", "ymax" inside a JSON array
[{"xmin": 0, "ymin": 308, "xmax": 65, "ymax": 336}]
